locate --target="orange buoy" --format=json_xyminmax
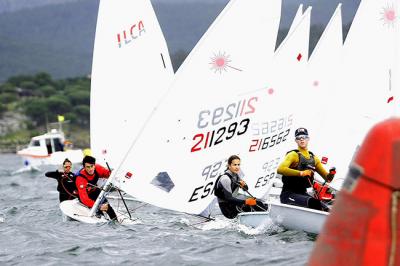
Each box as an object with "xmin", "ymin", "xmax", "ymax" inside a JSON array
[{"xmin": 308, "ymin": 118, "xmax": 400, "ymax": 266}]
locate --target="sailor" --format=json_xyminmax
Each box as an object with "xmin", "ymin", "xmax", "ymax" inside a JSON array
[
  {"xmin": 277, "ymin": 127, "xmax": 335, "ymax": 211},
  {"xmin": 45, "ymin": 158, "xmax": 77, "ymax": 202},
  {"xmin": 214, "ymin": 155, "xmax": 268, "ymax": 219},
  {"xmin": 75, "ymin": 155, "xmax": 117, "ymax": 220}
]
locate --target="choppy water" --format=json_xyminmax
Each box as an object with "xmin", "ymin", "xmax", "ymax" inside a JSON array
[{"xmin": 0, "ymin": 154, "xmax": 315, "ymax": 265}]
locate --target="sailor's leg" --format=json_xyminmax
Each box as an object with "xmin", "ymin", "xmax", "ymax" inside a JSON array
[
  {"xmin": 280, "ymin": 191, "xmax": 310, "ymax": 208},
  {"xmin": 59, "ymin": 193, "xmax": 69, "ymax": 202},
  {"xmin": 307, "ymin": 197, "xmax": 324, "ymax": 211},
  {"xmin": 218, "ymin": 202, "xmax": 239, "ymax": 219},
  {"xmin": 104, "ymin": 200, "xmax": 117, "ymax": 220}
]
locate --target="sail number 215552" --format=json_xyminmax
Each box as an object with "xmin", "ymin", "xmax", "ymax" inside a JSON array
[{"xmin": 191, "ymin": 118, "xmax": 250, "ymax": 152}]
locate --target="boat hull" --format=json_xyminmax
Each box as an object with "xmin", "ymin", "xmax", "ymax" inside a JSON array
[
  {"xmin": 238, "ymin": 202, "xmax": 328, "ymax": 234},
  {"xmin": 60, "ymin": 199, "xmax": 135, "ymax": 225},
  {"xmin": 18, "ymin": 149, "xmax": 83, "ymax": 167}
]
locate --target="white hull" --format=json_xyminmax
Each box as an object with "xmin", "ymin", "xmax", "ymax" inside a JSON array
[
  {"xmin": 60, "ymin": 199, "xmax": 136, "ymax": 225},
  {"xmin": 237, "ymin": 202, "xmax": 328, "ymax": 234},
  {"xmin": 18, "ymin": 149, "xmax": 83, "ymax": 167}
]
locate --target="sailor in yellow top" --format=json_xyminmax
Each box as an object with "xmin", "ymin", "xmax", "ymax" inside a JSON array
[{"xmin": 277, "ymin": 127, "xmax": 334, "ymax": 211}]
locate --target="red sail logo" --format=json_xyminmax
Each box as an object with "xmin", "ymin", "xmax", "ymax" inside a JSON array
[{"xmin": 117, "ymin": 20, "xmax": 145, "ymax": 48}]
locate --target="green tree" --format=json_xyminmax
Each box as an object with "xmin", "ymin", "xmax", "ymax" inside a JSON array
[
  {"xmin": 0, "ymin": 83, "xmax": 16, "ymax": 94},
  {"xmin": 45, "ymin": 95, "xmax": 72, "ymax": 115},
  {"xmin": 0, "ymin": 93, "xmax": 17, "ymax": 104},
  {"xmin": 23, "ymin": 98, "xmax": 48, "ymax": 125},
  {"xmin": 67, "ymin": 90, "xmax": 90, "ymax": 105},
  {"xmin": 0, "ymin": 103, "xmax": 6, "ymax": 117},
  {"xmin": 7, "ymin": 75, "xmax": 34, "ymax": 87},
  {"xmin": 34, "ymin": 72, "xmax": 53, "ymax": 86},
  {"xmin": 65, "ymin": 112, "xmax": 78, "ymax": 124},
  {"xmin": 20, "ymin": 80, "xmax": 38, "ymax": 91},
  {"xmin": 38, "ymin": 85, "xmax": 57, "ymax": 97},
  {"xmin": 72, "ymin": 105, "xmax": 90, "ymax": 126}
]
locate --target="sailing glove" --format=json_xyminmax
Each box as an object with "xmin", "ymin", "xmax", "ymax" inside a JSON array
[
  {"xmin": 239, "ymin": 180, "xmax": 248, "ymax": 191},
  {"xmin": 326, "ymin": 167, "xmax": 336, "ymax": 182},
  {"xmin": 245, "ymin": 198, "xmax": 257, "ymax": 206}
]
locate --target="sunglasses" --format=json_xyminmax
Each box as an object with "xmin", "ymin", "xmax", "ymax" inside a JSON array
[{"xmin": 295, "ymin": 136, "xmax": 309, "ymax": 141}]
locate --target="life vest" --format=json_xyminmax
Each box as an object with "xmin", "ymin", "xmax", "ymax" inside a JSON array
[
  {"xmin": 76, "ymin": 168, "xmax": 100, "ymax": 198},
  {"xmin": 282, "ymin": 149, "xmax": 315, "ymax": 193},
  {"xmin": 214, "ymin": 172, "xmax": 239, "ymax": 200},
  {"xmin": 308, "ymin": 118, "xmax": 400, "ymax": 266}
]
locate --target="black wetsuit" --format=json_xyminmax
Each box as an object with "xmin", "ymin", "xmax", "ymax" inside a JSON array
[
  {"xmin": 280, "ymin": 150, "xmax": 324, "ymax": 211},
  {"xmin": 214, "ymin": 171, "xmax": 268, "ymax": 219},
  {"xmin": 45, "ymin": 170, "xmax": 77, "ymax": 202}
]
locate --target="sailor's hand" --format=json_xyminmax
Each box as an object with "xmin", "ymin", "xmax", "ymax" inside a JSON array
[
  {"xmin": 300, "ymin": 169, "xmax": 313, "ymax": 177},
  {"xmin": 100, "ymin": 203, "xmax": 109, "ymax": 211},
  {"xmin": 239, "ymin": 180, "xmax": 248, "ymax": 191},
  {"xmin": 326, "ymin": 167, "xmax": 336, "ymax": 182},
  {"xmin": 245, "ymin": 198, "xmax": 257, "ymax": 206}
]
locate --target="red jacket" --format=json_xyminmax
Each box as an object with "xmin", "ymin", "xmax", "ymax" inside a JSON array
[{"xmin": 75, "ymin": 164, "xmax": 110, "ymax": 207}]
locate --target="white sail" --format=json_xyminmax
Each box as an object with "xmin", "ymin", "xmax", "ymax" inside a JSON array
[
  {"xmin": 90, "ymin": 0, "xmax": 174, "ymax": 169},
  {"xmin": 341, "ymin": 0, "xmax": 397, "ymax": 119},
  {"xmin": 243, "ymin": 7, "xmax": 312, "ymax": 199},
  {"xmin": 314, "ymin": 0, "xmax": 398, "ymax": 189},
  {"xmin": 115, "ymin": 0, "xmax": 283, "ymax": 216},
  {"xmin": 298, "ymin": 4, "xmax": 343, "ymax": 179},
  {"xmin": 287, "ymin": 4, "xmax": 304, "ymax": 36},
  {"xmin": 274, "ymin": 7, "xmax": 311, "ymax": 75},
  {"xmin": 60, "ymin": 0, "xmax": 174, "ymax": 224}
]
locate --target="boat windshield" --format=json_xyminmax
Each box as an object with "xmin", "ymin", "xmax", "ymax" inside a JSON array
[{"xmin": 30, "ymin": 140, "xmax": 40, "ymax": 147}]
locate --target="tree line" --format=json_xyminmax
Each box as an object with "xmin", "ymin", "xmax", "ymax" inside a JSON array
[{"xmin": 0, "ymin": 72, "xmax": 90, "ymax": 129}]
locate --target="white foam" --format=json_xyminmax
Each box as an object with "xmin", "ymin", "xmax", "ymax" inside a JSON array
[{"xmin": 236, "ymin": 216, "xmax": 282, "ymax": 235}]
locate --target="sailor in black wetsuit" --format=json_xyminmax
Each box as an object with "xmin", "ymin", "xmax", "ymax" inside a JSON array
[
  {"xmin": 214, "ymin": 155, "xmax": 268, "ymax": 219},
  {"xmin": 45, "ymin": 158, "xmax": 77, "ymax": 202}
]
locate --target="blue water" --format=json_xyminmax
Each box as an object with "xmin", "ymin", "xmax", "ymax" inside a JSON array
[{"xmin": 0, "ymin": 154, "xmax": 315, "ymax": 265}]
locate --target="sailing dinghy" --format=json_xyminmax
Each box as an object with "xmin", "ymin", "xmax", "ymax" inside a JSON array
[
  {"xmin": 61, "ymin": 0, "xmax": 174, "ymax": 223},
  {"xmin": 112, "ymin": 0, "xmax": 289, "ymax": 220},
  {"xmin": 60, "ymin": 198, "xmax": 136, "ymax": 224},
  {"xmin": 238, "ymin": 4, "xmax": 347, "ymax": 234},
  {"xmin": 235, "ymin": 5, "xmax": 333, "ymax": 234},
  {"xmin": 241, "ymin": 0, "xmax": 399, "ymax": 234}
]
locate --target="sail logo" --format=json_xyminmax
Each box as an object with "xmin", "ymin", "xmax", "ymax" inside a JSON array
[
  {"xmin": 381, "ymin": 4, "xmax": 397, "ymax": 28},
  {"xmin": 117, "ymin": 20, "xmax": 146, "ymax": 48},
  {"xmin": 209, "ymin": 52, "xmax": 242, "ymax": 73}
]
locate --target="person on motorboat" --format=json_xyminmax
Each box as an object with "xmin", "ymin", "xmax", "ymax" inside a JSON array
[
  {"xmin": 75, "ymin": 155, "xmax": 117, "ymax": 220},
  {"xmin": 45, "ymin": 158, "xmax": 77, "ymax": 202},
  {"xmin": 277, "ymin": 128, "xmax": 335, "ymax": 211},
  {"xmin": 214, "ymin": 155, "xmax": 268, "ymax": 219}
]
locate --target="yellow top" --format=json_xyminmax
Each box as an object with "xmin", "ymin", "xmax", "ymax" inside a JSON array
[{"xmin": 277, "ymin": 147, "xmax": 329, "ymax": 181}]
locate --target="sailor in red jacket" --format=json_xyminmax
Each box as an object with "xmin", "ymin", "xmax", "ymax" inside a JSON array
[{"xmin": 75, "ymin": 155, "xmax": 116, "ymax": 220}]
